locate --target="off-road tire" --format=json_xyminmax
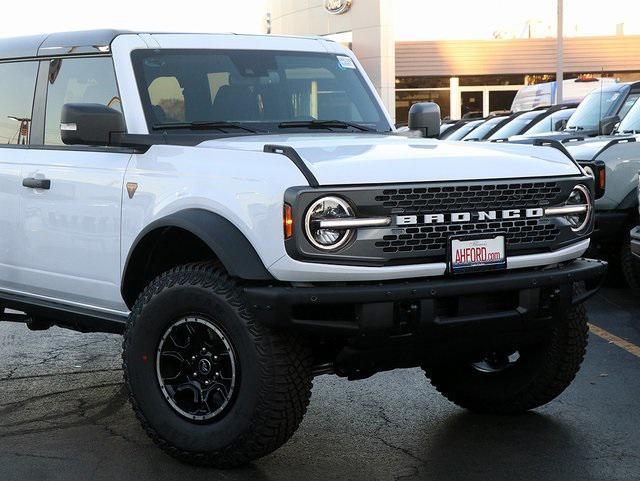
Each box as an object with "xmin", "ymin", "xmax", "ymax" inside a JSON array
[
  {"xmin": 620, "ymin": 229, "xmax": 640, "ymax": 288},
  {"xmin": 122, "ymin": 262, "xmax": 313, "ymax": 468},
  {"xmin": 424, "ymin": 297, "xmax": 589, "ymax": 414}
]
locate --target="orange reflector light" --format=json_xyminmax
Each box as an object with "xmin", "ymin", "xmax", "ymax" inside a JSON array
[
  {"xmin": 284, "ymin": 204, "xmax": 293, "ymax": 239},
  {"xmin": 599, "ymin": 168, "xmax": 606, "ymax": 191}
]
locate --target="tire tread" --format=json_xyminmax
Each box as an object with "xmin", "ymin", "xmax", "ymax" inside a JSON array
[
  {"xmin": 122, "ymin": 262, "xmax": 313, "ymax": 467},
  {"xmin": 426, "ymin": 299, "xmax": 589, "ymax": 414}
]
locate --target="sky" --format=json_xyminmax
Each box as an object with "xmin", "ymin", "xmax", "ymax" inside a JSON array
[
  {"xmin": 395, "ymin": 0, "xmax": 640, "ymax": 40},
  {"xmin": 0, "ymin": 0, "xmax": 638, "ymax": 40},
  {"xmin": 0, "ymin": 0, "xmax": 268, "ymax": 38}
]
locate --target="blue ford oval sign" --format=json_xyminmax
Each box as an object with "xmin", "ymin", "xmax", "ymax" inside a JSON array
[{"xmin": 325, "ymin": 0, "xmax": 352, "ymax": 15}]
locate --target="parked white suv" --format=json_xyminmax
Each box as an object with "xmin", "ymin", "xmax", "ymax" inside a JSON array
[{"xmin": 0, "ymin": 30, "xmax": 606, "ymax": 467}]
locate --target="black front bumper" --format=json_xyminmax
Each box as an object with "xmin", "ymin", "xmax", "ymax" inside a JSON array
[
  {"xmin": 244, "ymin": 258, "xmax": 607, "ymax": 336},
  {"xmin": 630, "ymin": 226, "xmax": 640, "ymax": 258}
]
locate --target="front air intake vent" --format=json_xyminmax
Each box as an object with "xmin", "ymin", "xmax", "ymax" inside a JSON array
[{"xmin": 374, "ymin": 182, "xmax": 562, "ymax": 213}]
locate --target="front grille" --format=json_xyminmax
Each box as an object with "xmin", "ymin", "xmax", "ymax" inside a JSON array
[
  {"xmin": 375, "ymin": 218, "xmax": 560, "ymax": 254},
  {"xmin": 374, "ymin": 182, "xmax": 562, "ymax": 213},
  {"xmin": 285, "ymin": 177, "xmax": 588, "ymax": 267}
]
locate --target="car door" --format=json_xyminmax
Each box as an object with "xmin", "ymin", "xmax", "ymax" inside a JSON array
[
  {"xmin": 19, "ymin": 56, "xmax": 132, "ymax": 313},
  {"xmin": 0, "ymin": 60, "xmax": 39, "ymax": 294}
]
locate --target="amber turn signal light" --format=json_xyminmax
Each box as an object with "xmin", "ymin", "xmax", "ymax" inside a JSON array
[
  {"xmin": 598, "ymin": 168, "xmax": 606, "ymax": 191},
  {"xmin": 283, "ymin": 204, "xmax": 293, "ymax": 239}
]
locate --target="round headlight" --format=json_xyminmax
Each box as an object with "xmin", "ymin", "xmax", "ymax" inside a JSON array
[
  {"xmin": 583, "ymin": 165, "xmax": 595, "ymax": 179},
  {"xmin": 565, "ymin": 184, "xmax": 591, "ymax": 232},
  {"xmin": 304, "ymin": 196, "xmax": 354, "ymax": 250}
]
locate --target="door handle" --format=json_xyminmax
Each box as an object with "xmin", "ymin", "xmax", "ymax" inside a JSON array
[{"xmin": 22, "ymin": 177, "xmax": 51, "ymax": 190}]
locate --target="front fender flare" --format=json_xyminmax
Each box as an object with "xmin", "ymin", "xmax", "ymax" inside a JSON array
[
  {"xmin": 121, "ymin": 209, "xmax": 274, "ymax": 303},
  {"xmin": 617, "ymin": 188, "xmax": 639, "ymax": 211}
]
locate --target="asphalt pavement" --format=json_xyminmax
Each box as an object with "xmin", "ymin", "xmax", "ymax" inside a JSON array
[{"xmin": 0, "ymin": 287, "xmax": 639, "ymax": 481}]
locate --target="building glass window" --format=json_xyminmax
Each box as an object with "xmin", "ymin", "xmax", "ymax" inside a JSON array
[
  {"xmin": 396, "ymin": 89, "xmax": 450, "ymax": 125},
  {"xmin": 489, "ymin": 91, "xmax": 518, "ymax": 113},
  {"xmin": 395, "ymin": 76, "xmax": 450, "ymax": 89},
  {"xmin": 611, "ymin": 72, "xmax": 640, "ymax": 83},
  {"xmin": 524, "ymin": 74, "xmax": 556, "ymax": 85},
  {"xmin": 44, "ymin": 57, "xmax": 121, "ymax": 146},
  {"xmin": 0, "ymin": 61, "xmax": 38, "ymax": 145},
  {"xmin": 461, "ymin": 91, "xmax": 483, "ymax": 117},
  {"xmin": 459, "ymin": 74, "xmax": 525, "ymax": 86},
  {"xmin": 524, "ymin": 72, "xmax": 640, "ymax": 86}
]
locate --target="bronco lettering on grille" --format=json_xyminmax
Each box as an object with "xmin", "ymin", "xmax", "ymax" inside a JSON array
[{"xmin": 395, "ymin": 208, "xmax": 544, "ymax": 226}]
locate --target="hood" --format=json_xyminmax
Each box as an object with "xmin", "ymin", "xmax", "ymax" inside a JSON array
[
  {"xmin": 199, "ymin": 134, "xmax": 581, "ymax": 186},
  {"xmin": 564, "ymin": 135, "xmax": 638, "ymax": 161}
]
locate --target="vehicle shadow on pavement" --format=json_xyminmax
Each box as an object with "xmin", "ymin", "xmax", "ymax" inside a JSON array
[
  {"xmin": 0, "ymin": 377, "xmax": 279, "ymax": 481},
  {"xmin": 2, "ymin": 312, "xmax": 638, "ymax": 481},
  {"xmin": 0, "ymin": 370, "xmax": 626, "ymax": 481},
  {"xmin": 0, "ymin": 380, "xmax": 125, "ymax": 439},
  {"xmin": 418, "ymin": 411, "xmax": 591, "ymax": 481}
]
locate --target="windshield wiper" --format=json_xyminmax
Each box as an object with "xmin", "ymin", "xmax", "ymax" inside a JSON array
[
  {"xmin": 152, "ymin": 121, "xmax": 261, "ymax": 133},
  {"xmin": 619, "ymin": 129, "xmax": 640, "ymax": 134},
  {"xmin": 565, "ymin": 126, "xmax": 584, "ymax": 131},
  {"xmin": 278, "ymin": 119, "xmax": 376, "ymax": 132}
]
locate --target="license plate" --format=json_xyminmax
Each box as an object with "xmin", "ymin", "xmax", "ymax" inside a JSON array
[{"xmin": 449, "ymin": 234, "xmax": 506, "ymax": 274}]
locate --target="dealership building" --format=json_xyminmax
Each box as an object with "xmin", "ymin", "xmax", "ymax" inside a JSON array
[{"xmin": 267, "ymin": 0, "xmax": 640, "ymax": 123}]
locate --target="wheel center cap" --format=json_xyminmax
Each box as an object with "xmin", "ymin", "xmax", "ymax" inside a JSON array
[{"xmin": 198, "ymin": 358, "xmax": 212, "ymax": 375}]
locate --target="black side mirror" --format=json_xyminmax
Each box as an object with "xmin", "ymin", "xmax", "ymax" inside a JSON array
[
  {"xmin": 61, "ymin": 103, "xmax": 125, "ymax": 146},
  {"xmin": 599, "ymin": 115, "xmax": 620, "ymax": 136},
  {"xmin": 408, "ymin": 102, "xmax": 441, "ymax": 138}
]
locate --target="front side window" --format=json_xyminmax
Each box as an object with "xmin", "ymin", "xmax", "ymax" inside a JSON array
[
  {"xmin": 132, "ymin": 49, "xmax": 391, "ymax": 133},
  {"xmin": 525, "ymin": 109, "xmax": 575, "ymax": 135},
  {"xmin": 44, "ymin": 57, "xmax": 121, "ymax": 146},
  {"xmin": 462, "ymin": 116, "xmax": 503, "ymax": 140},
  {"xmin": 0, "ymin": 61, "xmax": 38, "ymax": 145},
  {"xmin": 444, "ymin": 120, "xmax": 483, "ymax": 140},
  {"xmin": 488, "ymin": 111, "xmax": 542, "ymax": 140}
]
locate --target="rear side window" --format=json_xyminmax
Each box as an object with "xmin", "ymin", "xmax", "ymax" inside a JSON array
[
  {"xmin": 0, "ymin": 61, "xmax": 38, "ymax": 145},
  {"xmin": 44, "ymin": 57, "xmax": 121, "ymax": 146}
]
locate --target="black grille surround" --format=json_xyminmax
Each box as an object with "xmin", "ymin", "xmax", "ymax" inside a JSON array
[{"xmin": 284, "ymin": 176, "xmax": 593, "ymax": 267}]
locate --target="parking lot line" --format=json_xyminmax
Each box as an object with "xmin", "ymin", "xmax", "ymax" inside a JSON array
[{"xmin": 588, "ymin": 323, "xmax": 640, "ymax": 358}]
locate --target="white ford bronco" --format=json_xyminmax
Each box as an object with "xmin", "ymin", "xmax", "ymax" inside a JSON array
[{"xmin": 0, "ymin": 30, "xmax": 606, "ymax": 467}]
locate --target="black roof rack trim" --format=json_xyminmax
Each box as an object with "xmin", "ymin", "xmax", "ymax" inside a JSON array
[{"xmin": 0, "ymin": 29, "xmax": 132, "ymax": 61}]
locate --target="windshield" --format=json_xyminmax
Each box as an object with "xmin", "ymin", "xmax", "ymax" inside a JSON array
[
  {"xmin": 131, "ymin": 49, "xmax": 391, "ymax": 133},
  {"xmin": 511, "ymin": 83, "xmax": 552, "ymax": 112},
  {"xmin": 462, "ymin": 116, "xmax": 505, "ymax": 140},
  {"xmin": 617, "ymin": 97, "xmax": 640, "ymax": 133},
  {"xmin": 565, "ymin": 88, "xmax": 625, "ymax": 131},
  {"xmin": 445, "ymin": 120, "xmax": 483, "ymax": 140},
  {"xmin": 440, "ymin": 122, "xmax": 456, "ymax": 135},
  {"xmin": 525, "ymin": 109, "xmax": 575, "ymax": 135},
  {"xmin": 488, "ymin": 111, "xmax": 541, "ymax": 140}
]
